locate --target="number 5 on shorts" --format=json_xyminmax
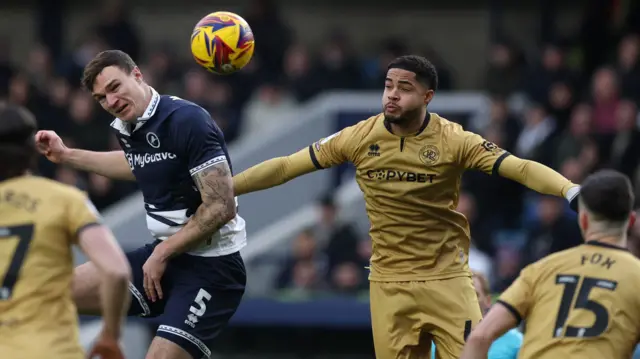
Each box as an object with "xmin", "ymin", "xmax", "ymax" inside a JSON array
[
  {"xmin": 190, "ymin": 288, "xmax": 212, "ymax": 317},
  {"xmin": 0, "ymin": 224, "xmax": 35, "ymax": 300}
]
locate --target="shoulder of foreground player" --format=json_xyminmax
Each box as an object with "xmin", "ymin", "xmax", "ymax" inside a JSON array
[{"xmin": 527, "ymin": 245, "xmax": 587, "ymax": 275}]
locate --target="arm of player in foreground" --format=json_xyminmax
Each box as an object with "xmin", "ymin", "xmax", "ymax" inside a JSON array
[
  {"xmin": 460, "ymin": 303, "xmax": 519, "ymax": 359},
  {"xmin": 77, "ymin": 225, "xmax": 131, "ymax": 339},
  {"xmin": 64, "ymin": 149, "xmax": 135, "ymax": 181}
]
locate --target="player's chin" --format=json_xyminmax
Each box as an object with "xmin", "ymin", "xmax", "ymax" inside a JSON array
[{"xmin": 384, "ymin": 113, "xmax": 403, "ymax": 123}]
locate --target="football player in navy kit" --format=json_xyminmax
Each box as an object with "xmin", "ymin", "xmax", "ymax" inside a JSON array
[{"xmin": 35, "ymin": 50, "xmax": 246, "ymax": 359}]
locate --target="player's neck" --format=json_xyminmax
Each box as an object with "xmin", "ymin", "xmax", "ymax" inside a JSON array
[
  {"xmin": 390, "ymin": 108, "xmax": 428, "ymax": 136},
  {"xmin": 135, "ymin": 84, "xmax": 153, "ymax": 119},
  {"xmin": 585, "ymin": 234, "xmax": 627, "ymax": 249}
]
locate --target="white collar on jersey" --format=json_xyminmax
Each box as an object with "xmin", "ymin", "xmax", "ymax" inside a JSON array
[{"xmin": 110, "ymin": 86, "xmax": 160, "ymax": 136}]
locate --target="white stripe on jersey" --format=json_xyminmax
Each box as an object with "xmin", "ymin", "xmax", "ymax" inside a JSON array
[
  {"xmin": 146, "ymin": 207, "xmax": 246, "ymax": 257},
  {"xmin": 189, "ymin": 156, "xmax": 227, "ymax": 176}
]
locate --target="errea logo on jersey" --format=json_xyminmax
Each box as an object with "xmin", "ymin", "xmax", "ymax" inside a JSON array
[{"xmin": 126, "ymin": 152, "xmax": 177, "ymax": 169}]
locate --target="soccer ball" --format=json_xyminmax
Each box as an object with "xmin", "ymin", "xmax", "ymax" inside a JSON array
[{"xmin": 190, "ymin": 11, "xmax": 255, "ymax": 75}]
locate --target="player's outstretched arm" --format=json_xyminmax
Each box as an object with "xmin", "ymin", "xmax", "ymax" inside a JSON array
[
  {"xmin": 233, "ymin": 148, "xmax": 318, "ymax": 195},
  {"xmin": 234, "ymin": 125, "xmax": 360, "ymax": 196},
  {"xmin": 459, "ymin": 131, "xmax": 580, "ymax": 209},
  {"xmin": 35, "ymin": 130, "xmax": 135, "ymax": 181},
  {"xmin": 497, "ymin": 155, "xmax": 580, "ymax": 208},
  {"xmin": 77, "ymin": 224, "xmax": 131, "ymax": 340},
  {"xmin": 460, "ymin": 304, "xmax": 519, "ymax": 359}
]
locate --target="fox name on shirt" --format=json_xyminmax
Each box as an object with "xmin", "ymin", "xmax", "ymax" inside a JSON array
[{"xmin": 110, "ymin": 88, "xmax": 246, "ymax": 257}]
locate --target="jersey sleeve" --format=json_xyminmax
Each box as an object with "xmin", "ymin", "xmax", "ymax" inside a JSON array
[
  {"xmin": 456, "ymin": 130, "xmax": 511, "ymax": 174},
  {"xmin": 66, "ymin": 190, "xmax": 102, "ymax": 239},
  {"xmin": 170, "ymin": 105, "xmax": 227, "ymax": 176},
  {"xmin": 497, "ymin": 265, "xmax": 535, "ymax": 324},
  {"xmin": 308, "ymin": 125, "xmax": 360, "ymax": 169}
]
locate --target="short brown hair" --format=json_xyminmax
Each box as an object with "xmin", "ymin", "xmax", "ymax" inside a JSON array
[
  {"xmin": 81, "ymin": 50, "xmax": 137, "ymax": 91},
  {"xmin": 0, "ymin": 103, "xmax": 37, "ymax": 180},
  {"xmin": 580, "ymin": 169, "xmax": 634, "ymax": 222},
  {"xmin": 471, "ymin": 271, "xmax": 490, "ymax": 297}
]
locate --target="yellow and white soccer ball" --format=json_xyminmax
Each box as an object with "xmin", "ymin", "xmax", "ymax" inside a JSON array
[{"xmin": 190, "ymin": 11, "xmax": 255, "ymax": 75}]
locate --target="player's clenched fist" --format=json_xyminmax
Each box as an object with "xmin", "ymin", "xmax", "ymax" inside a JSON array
[
  {"xmin": 86, "ymin": 334, "xmax": 125, "ymax": 359},
  {"xmin": 35, "ymin": 130, "xmax": 69, "ymax": 163}
]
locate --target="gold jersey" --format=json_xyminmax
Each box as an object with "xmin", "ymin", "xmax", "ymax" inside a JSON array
[
  {"xmin": 310, "ymin": 113, "xmax": 511, "ymax": 281},
  {"xmin": 0, "ymin": 175, "xmax": 100, "ymax": 359},
  {"xmin": 499, "ymin": 241, "xmax": 640, "ymax": 359},
  {"xmin": 234, "ymin": 112, "xmax": 576, "ymax": 282}
]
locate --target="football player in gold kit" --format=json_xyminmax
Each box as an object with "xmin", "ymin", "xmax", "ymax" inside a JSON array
[
  {"xmin": 462, "ymin": 169, "xmax": 640, "ymax": 359},
  {"xmin": 232, "ymin": 55, "xmax": 580, "ymax": 359},
  {"xmin": 0, "ymin": 103, "xmax": 131, "ymax": 359}
]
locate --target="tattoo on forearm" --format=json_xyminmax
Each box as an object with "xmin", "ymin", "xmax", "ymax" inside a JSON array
[{"xmin": 192, "ymin": 161, "xmax": 235, "ymax": 235}]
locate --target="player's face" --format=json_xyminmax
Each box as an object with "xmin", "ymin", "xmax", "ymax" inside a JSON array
[
  {"xmin": 91, "ymin": 66, "xmax": 148, "ymax": 122},
  {"xmin": 382, "ymin": 68, "xmax": 434, "ymax": 124}
]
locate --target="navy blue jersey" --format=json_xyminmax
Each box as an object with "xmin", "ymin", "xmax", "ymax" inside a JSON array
[{"xmin": 111, "ymin": 89, "xmax": 246, "ymax": 256}]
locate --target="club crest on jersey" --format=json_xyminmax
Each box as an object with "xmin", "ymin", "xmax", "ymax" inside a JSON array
[
  {"xmin": 481, "ymin": 140, "xmax": 500, "ymax": 153},
  {"xmin": 314, "ymin": 131, "xmax": 340, "ymax": 151},
  {"xmin": 419, "ymin": 145, "xmax": 440, "ymax": 166},
  {"xmin": 146, "ymin": 132, "xmax": 161, "ymax": 148}
]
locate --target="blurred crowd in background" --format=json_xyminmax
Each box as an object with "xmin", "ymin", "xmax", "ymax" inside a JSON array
[{"xmin": 3, "ymin": 0, "xmax": 640, "ymax": 297}]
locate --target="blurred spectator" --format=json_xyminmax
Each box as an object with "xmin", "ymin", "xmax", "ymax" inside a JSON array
[
  {"xmin": 579, "ymin": 0, "xmax": 615, "ymax": 77},
  {"xmin": 522, "ymin": 196, "xmax": 581, "ymax": 265},
  {"xmin": 313, "ymin": 31, "xmax": 365, "ymax": 92},
  {"xmin": 314, "ymin": 195, "xmax": 366, "ymax": 285},
  {"xmin": 367, "ymin": 38, "xmax": 410, "ymax": 89},
  {"xmin": 615, "ymin": 34, "xmax": 640, "ymax": 101},
  {"xmin": 283, "ymin": 44, "xmax": 319, "ymax": 102},
  {"xmin": 514, "ymin": 105, "xmax": 555, "ymax": 163},
  {"xmin": 26, "ymin": 44, "xmax": 54, "ymax": 93},
  {"xmin": 95, "ymin": 0, "xmax": 141, "ymax": 61},
  {"xmin": 141, "ymin": 45, "xmax": 182, "ymax": 95},
  {"xmin": 546, "ymin": 81, "xmax": 575, "ymax": 134},
  {"xmin": 65, "ymin": 90, "xmax": 110, "ymax": 152},
  {"xmin": 242, "ymin": 81, "xmax": 298, "ymax": 137},
  {"xmin": 553, "ymin": 103, "xmax": 593, "ymax": 169},
  {"xmin": 483, "ymin": 40, "xmax": 526, "ymax": 96},
  {"xmin": 525, "ymin": 42, "xmax": 577, "ymax": 106},
  {"xmin": 598, "ymin": 99, "xmax": 640, "ymax": 181},
  {"xmin": 0, "ymin": 38, "xmax": 14, "ymax": 99},
  {"xmin": 243, "ymin": 0, "xmax": 292, "ymax": 77},
  {"xmin": 275, "ymin": 229, "xmax": 327, "ymax": 292},
  {"xmin": 485, "ymin": 96, "xmax": 521, "ymax": 151},
  {"xmin": 330, "ymin": 262, "xmax": 365, "ymax": 294},
  {"xmin": 591, "ymin": 67, "xmax": 620, "ymax": 134},
  {"xmin": 457, "ymin": 192, "xmax": 492, "ymax": 279}
]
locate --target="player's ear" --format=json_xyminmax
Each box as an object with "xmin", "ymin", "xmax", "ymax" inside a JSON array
[
  {"xmin": 424, "ymin": 89, "xmax": 435, "ymax": 105},
  {"xmin": 132, "ymin": 67, "xmax": 143, "ymax": 83},
  {"xmin": 579, "ymin": 211, "xmax": 589, "ymax": 233},
  {"xmin": 628, "ymin": 211, "xmax": 636, "ymax": 230}
]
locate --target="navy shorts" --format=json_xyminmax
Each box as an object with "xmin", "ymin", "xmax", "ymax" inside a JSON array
[{"xmin": 126, "ymin": 241, "xmax": 246, "ymax": 359}]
